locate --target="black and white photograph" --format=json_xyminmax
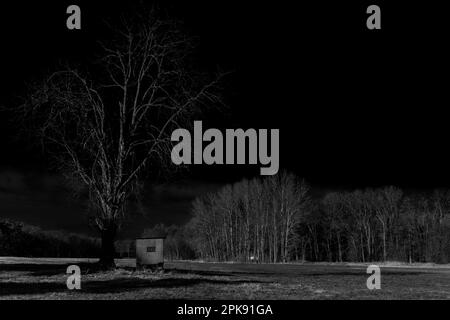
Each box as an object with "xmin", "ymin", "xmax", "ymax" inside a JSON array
[{"xmin": 0, "ymin": 0, "xmax": 449, "ymax": 316}]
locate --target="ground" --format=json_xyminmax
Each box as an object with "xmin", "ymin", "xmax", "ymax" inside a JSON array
[{"xmin": 1, "ymin": 257, "xmax": 450, "ymax": 299}]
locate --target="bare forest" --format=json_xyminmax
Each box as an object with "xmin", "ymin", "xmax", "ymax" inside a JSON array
[{"xmin": 152, "ymin": 172, "xmax": 450, "ymax": 264}]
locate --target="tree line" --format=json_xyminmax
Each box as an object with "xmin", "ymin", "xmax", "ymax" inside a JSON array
[
  {"xmin": 7, "ymin": 169, "xmax": 446, "ymax": 264},
  {"xmin": 185, "ymin": 172, "xmax": 450, "ymax": 263}
]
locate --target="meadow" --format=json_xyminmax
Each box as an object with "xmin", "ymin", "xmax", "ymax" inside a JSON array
[{"xmin": 1, "ymin": 257, "xmax": 450, "ymax": 299}]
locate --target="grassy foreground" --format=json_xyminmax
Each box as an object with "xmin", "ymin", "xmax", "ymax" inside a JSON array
[{"xmin": 1, "ymin": 257, "xmax": 450, "ymax": 299}]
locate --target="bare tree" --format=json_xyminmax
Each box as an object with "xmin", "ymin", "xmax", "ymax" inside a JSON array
[
  {"xmin": 18, "ymin": 10, "xmax": 223, "ymax": 268},
  {"xmin": 269, "ymin": 172, "xmax": 310, "ymax": 262},
  {"xmin": 189, "ymin": 172, "xmax": 310, "ymax": 263},
  {"xmin": 373, "ymin": 187, "xmax": 403, "ymax": 261},
  {"xmin": 188, "ymin": 173, "xmax": 450, "ymax": 264},
  {"xmin": 322, "ymin": 192, "xmax": 347, "ymax": 262}
]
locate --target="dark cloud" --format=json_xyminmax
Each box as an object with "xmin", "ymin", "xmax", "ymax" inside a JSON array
[
  {"xmin": 0, "ymin": 169, "xmax": 27, "ymax": 193},
  {"xmin": 120, "ymin": 180, "xmax": 223, "ymax": 239},
  {"xmin": 0, "ymin": 168, "xmax": 222, "ymax": 239}
]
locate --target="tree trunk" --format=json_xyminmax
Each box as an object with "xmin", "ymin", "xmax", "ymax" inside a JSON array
[
  {"xmin": 337, "ymin": 232, "xmax": 342, "ymax": 262},
  {"xmin": 360, "ymin": 232, "xmax": 365, "ymax": 262},
  {"xmin": 99, "ymin": 226, "xmax": 117, "ymax": 269},
  {"xmin": 378, "ymin": 218, "xmax": 387, "ymax": 262},
  {"xmin": 326, "ymin": 237, "xmax": 332, "ymax": 262},
  {"xmin": 302, "ymin": 243, "xmax": 306, "ymax": 262}
]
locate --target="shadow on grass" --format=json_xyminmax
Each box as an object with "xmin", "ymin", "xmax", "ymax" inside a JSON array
[
  {"xmin": 84, "ymin": 277, "xmax": 263, "ymax": 294},
  {"xmin": 166, "ymin": 267, "xmax": 425, "ymax": 278},
  {"xmin": 1, "ymin": 262, "xmax": 425, "ymax": 278},
  {"xmin": 0, "ymin": 276, "xmax": 263, "ymax": 296},
  {"xmin": 0, "ymin": 262, "xmax": 103, "ymax": 277},
  {"xmin": 304, "ymin": 271, "xmax": 425, "ymax": 276}
]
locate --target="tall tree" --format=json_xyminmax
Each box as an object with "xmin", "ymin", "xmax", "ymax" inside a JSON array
[
  {"xmin": 18, "ymin": 9, "xmax": 223, "ymax": 268},
  {"xmin": 373, "ymin": 187, "xmax": 403, "ymax": 261},
  {"xmin": 322, "ymin": 192, "xmax": 347, "ymax": 262}
]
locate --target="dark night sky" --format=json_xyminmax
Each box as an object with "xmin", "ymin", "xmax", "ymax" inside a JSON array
[{"xmin": 0, "ymin": 1, "xmax": 449, "ymax": 237}]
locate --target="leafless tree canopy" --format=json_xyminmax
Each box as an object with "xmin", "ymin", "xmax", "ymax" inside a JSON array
[
  {"xmin": 19, "ymin": 10, "xmax": 223, "ymax": 266},
  {"xmin": 189, "ymin": 172, "xmax": 311, "ymax": 263},
  {"xmin": 187, "ymin": 175, "xmax": 450, "ymax": 264}
]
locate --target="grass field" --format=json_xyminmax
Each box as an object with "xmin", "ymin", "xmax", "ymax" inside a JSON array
[{"xmin": 1, "ymin": 257, "xmax": 450, "ymax": 299}]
